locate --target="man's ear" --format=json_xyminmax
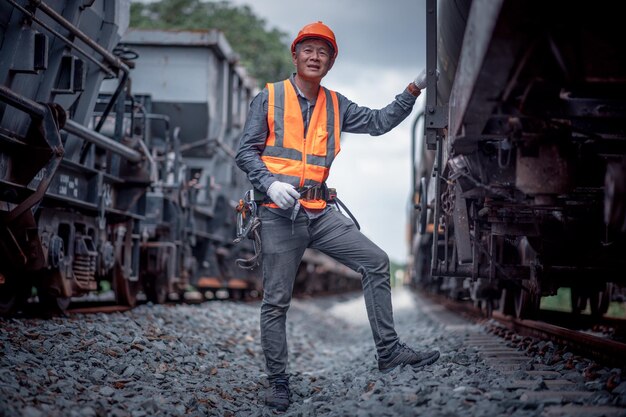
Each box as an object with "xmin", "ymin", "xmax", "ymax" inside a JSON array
[{"xmin": 292, "ymin": 50, "xmax": 298, "ymax": 66}]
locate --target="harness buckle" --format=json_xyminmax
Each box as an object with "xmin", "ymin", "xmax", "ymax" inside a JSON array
[
  {"xmin": 327, "ymin": 187, "xmax": 337, "ymax": 201},
  {"xmin": 297, "ymin": 184, "xmax": 331, "ymax": 201}
]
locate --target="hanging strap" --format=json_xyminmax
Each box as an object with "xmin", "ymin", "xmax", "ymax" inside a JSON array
[
  {"xmin": 234, "ymin": 216, "xmax": 262, "ymax": 270},
  {"xmin": 332, "ymin": 197, "xmax": 361, "ymax": 230}
]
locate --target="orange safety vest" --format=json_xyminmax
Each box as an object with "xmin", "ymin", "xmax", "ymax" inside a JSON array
[{"xmin": 261, "ymin": 79, "xmax": 341, "ymax": 209}]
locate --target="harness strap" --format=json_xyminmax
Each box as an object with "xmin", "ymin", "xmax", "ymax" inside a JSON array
[
  {"xmin": 233, "ymin": 185, "xmax": 361, "ymax": 271},
  {"xmin": 332, "ymin": 197, "xmax": 361, "ymax": 230},
  {"xmin": 233, "ymin": 192, "xmax": 262, "ymax": 270},
  {"xmin": 234, "ymin": 216, "xmax": 262, "ymax": 270}
]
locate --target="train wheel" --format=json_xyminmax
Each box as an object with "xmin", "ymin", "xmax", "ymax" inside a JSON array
[
  {"xmin": 36, "ymin": 271, "xmax": 70, "ymax": 315},
  {"xmin": 590, "ymin": 283, "xmax": 613, "ymax": 318},
  {"xmin": 142, "ymin": 272, "xmax": 168, "ymax": 304},
  {"xmin": 571, "ymin": 286, "xmax": 588, "ymax": 315},
  {"xmin": 112, "ymin": 264, "xmax": 138, "ymax": 307},
  {"xmin": 0, "ymin": 271, "xmax": 31, "ymax": 316},
  {"xmin": 38, "ymin": 290, "xmax": 71, "ymax": 314},
  {"xmin": 499, "ymin": 287, "xmax": 517, "ymax": 316},
  {"xmin": 514, "ymin": 280, "xmax": 540, "ymax": 319},
  {"xmin": 514, "ymin": 237, "xmax": 541, "ymax": 319},
  {"xmin": 478, "ymin": 298, "xmax": 494, "ymax": 317},
  {"xmin": 229, "ymin": 288, "xmax": 249, "ymax": 300}
]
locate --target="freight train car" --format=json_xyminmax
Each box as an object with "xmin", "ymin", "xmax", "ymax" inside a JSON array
[
  {"xmin": 0, "ymin": 0, "xmax": 146, "ymax": 314},
  {"xmin": 0, "ymin": 1, "xmax": 260, "ymax": 313},
  {"xmin": 102, "ymin": 28, "xmax": 261, "ymax": 302},
  {"xmin": 0, "ymin": 1, "xmax": 361, "ymax": 316},
  {"xmin": 114, "ymin": 29, "xmax": 362, "ymax": 301},
  {"xmin": 409, "ymin": 0, "xmax": 626, "ymax": 318}
]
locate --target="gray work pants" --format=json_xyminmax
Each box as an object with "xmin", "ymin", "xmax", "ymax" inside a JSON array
[{"xmin": 259, "ymin": 206, "xmax": 399, "ymax": 380}]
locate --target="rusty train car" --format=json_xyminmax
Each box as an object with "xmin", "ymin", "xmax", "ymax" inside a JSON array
[
  {"xmin": 409, "ymin": 0, "xmax": 626, "ymax": 318},
  {"xmin": 0, "ymin": 0, "xmax": 360, "ymax": 316}
]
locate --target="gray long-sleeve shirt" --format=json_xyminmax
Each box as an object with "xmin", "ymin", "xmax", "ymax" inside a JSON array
[{"xmin": 235, "ymin": 75, "xmax": 417, "ymax": 196}]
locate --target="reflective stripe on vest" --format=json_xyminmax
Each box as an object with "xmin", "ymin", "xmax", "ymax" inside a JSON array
[{"xmin": 261, "ymin": 80, "xmax": 340, "ymax": 209}]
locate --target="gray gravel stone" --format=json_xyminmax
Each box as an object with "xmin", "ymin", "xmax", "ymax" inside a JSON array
[{"xmin": 1, "ymin": 289, "xmax": 624, "ymax": 416}]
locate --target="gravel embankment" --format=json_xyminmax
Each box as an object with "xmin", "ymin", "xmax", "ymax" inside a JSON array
[{"xmin": 1, "ymin": 288, "xmax": 625, "ymax": 416}]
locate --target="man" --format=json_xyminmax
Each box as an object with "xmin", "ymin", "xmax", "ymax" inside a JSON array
[{"xmin": 235, "ymin": 21, "xmax": 439, "ymax": 412}]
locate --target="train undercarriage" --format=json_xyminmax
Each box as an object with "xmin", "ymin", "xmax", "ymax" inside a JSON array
[{"xmin": 410, "ymin": 0, "xmax": 626, "ymax": 320}]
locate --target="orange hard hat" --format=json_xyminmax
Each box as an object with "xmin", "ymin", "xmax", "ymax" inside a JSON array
[{"xmin": 291, "ymin": 21, "xmax": 338, "ymax": 58}]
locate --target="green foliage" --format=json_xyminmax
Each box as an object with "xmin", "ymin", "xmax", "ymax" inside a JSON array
[
  {"xmin": 129, "ymin": 0, "xmax": 293, "ymax": 86},
  {"xmin": 540, "ymin": 287, "xmax": 572, "ymax": 312}
]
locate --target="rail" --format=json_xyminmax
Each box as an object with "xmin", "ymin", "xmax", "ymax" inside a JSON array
[
  {"xmin": 419, "ymin": 289, "xmax": 626, "ymax": 369},
  {"xmin": 491, "ymin": 312, "xmax": 626, "ymax": 369}
]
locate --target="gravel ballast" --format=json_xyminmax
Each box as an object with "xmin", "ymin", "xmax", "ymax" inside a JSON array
[{"xmin": 1, "ymin": 288, "xmax": 625, "ymax": 416}]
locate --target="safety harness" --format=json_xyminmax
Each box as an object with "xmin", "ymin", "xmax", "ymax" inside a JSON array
[
  {"xmin": 233, "ymin": 184, "xmax": 359, "ymax": 270},
  {"xmin": 233, "ymin": 190, "xmax": 262, "ymax": 270}
]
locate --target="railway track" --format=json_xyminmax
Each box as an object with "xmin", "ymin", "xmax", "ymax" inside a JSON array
[
  {"xmin": 416, "ymin": 289, "xmax": 626, "ymax": 416},
  {"xmin": 28, "ymin": 286, "xmax": 363, "ymax": 317},
  {"xmin": 490, "ymin": 312, "xmax": 626, "ymax": 370},
  {"xmin": 418, "ymin": 289, "xmax": 626, "ymax": 370},
  {"xmin": 66, "ymin": 305, "xmax": 134, "ymax": 315}
]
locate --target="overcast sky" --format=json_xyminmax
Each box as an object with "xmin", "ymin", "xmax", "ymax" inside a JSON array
[
  {"xmin": 228, "ymin": 0, "xmax": 427, "ymax": 263},
  {"xmin": 138, "ymin": 0, "xmax": 428, "ymax": 262}
]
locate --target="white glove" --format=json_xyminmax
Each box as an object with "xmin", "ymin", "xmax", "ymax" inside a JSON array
[
  {"xmin": 413, "ymin": 68, "xmax": 439, "ymax": 90},
  {"xmin": 413, "ymin": 68, "xmax": 428, "ymax": 90},
  {"xmin": 267, "ymin": 181, "xmax": 300, "ymax": 209}
]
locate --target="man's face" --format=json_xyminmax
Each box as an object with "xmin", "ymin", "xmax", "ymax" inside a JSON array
[{"xmin": 292, "ymin": 38, "xmax": 335, "ymax": 82}]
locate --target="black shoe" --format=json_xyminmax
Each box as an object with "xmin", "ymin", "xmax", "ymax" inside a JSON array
[
  {"xmin": 266, "ymin": 377, "xmax": 290, "ymax": 412},
  {"xmin": 378, "ymin": 342, "xmax": 440, "ymax": 373}
]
